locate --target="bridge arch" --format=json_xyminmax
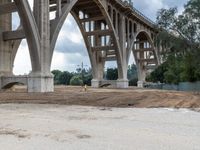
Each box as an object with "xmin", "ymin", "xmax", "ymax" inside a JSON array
[
  {"xmin": 50, "ymin": 0, "xmax": 124, "ymax": 85},
  {"xmin": 128, "ymin": 30, "xmax": 158, "ymax": 87},
  {"xmin": 128, "ymin": 30, "xmax": 152, "ymax": 65},
  {"xmin": 0, "ymin": 0, "xmax": 160, "ymax": 92},
  {"xmin": 135, "ymin": 30, "xmax": 154, "ymax": 48},
  {"xmin": 1, "ymin": 82, "xmax": 24, "ymax": 89},
  {"xmin": 14, "ymin": 0, "xmax": 41, "ymax": 73},
  {"xmin": 0, "ymin": 76, "xmax": 28, "ymax": 90}
]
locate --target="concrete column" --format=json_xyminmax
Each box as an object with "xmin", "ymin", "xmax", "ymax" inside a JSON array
[
  {"xmin": 32, "ymin": 0, "xmax": 51, "ymax": 74},
  {"xmin": 117, "ymin": 14, "xmax": 128, "ymax": 88},
  {"xmin": 110, "ymin": 7, "xmax": 113, "ymax": 23},
  {"xmin": 115, "ymin": 11, "xmax": 119, "ymax": 35},
  {"xmin": 29, "ymin": 0, "xmax": 53, "ymax": 92},
  {"xmin": 0, "ymin": 0, "xmax": 13, "ymax": 76},
  {"xmin": 56, "ymin": 0, "xmax": 62, "ymax": 18},
  {"xmin": 91, "ymin": 55, "xmax": 105, "ymax": 88},
  {"xmin": 127, "ymin": 20, "xmax": 130, "ymax": 49},
  {"xmin": 137, "ymin": 42, "xmax": 146, "ymax": 88},
  {"xmin": 91, "ymin": 21, "xmax": 105, "ymax": 88}
]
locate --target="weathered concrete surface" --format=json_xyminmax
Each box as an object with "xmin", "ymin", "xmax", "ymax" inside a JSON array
[
  {"xmin": 0, "ymin": 104, "xmax": 199, "ymax": 150},
  {"xmin": 0, "ymin": 75, "xmax": 53, "ymax": 92},
  {"xmin": 91, "ymin": 79, "xmax": 129, "ymax": 88},
  {"xmin": 0, "ymin": 0, "xmax": 161, "ymax": 92}
]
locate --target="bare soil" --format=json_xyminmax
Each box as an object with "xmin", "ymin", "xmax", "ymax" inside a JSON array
[{"xmin": 0, "ymin": 86, "xmax": 199, "ymax": 108}]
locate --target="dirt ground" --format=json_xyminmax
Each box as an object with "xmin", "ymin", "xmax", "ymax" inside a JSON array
[{"xmin": 0, "ymin": 86, "xmax": 199, "ymax": 108}]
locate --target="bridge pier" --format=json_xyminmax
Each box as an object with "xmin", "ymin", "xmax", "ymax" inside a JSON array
[
  {"xmin": 27, "ymin": 74, "xmax": 54, "ymax": 93},
  {"xmin": 91, "ymin": 79, "xmax": 101, "ymax": 88},
  {"xmin": 137, "ymin": 81, "xmax": 144, "ymax": 88},
  {"xmin": 137, "ymin": 66, "xmax": 146, "ymax": 88},
  {"xmin": 137, "ymin": 56, "xmax": 146, "ymax": 88},
  {"xmin": 116, "ymin": 79, "xmax": 129, "ymax": 88},
  {"xmin": 91, "ymin": 79, "xmax": 128, "ymax": 88},
  {"xmin": 0, "ymin": 0, "xmax": 13, "ymax": 76}
]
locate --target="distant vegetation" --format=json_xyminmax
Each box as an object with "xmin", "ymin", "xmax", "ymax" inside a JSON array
[
  {"xmin": 105, "ymin": 64, "xmax": 138, "ymax": 86},
  {"xmin": 51, "ymin": 64, "xmax": 138, "ymax": 86},
  {"xmin": 147, "ymin": 0, "xmax": 200, "ymax": 84},
  {"xmin": 52, "ymin": 68, "xmax": 92, "ymax": 86}
]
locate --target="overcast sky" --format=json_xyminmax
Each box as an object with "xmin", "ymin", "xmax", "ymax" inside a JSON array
[{"xmin": 13, "ymin": 0, "xmax": 189, "ymax": 75}]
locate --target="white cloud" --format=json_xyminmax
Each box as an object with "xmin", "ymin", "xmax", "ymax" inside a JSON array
[
  {"xmin": 51, "ymin": 51, "xmax": 90, "ymax": 72},
  {"xmin": 13, "ymin": 42, "xmax": 91, "ymax": 75},
  {"xmin": 133, "ymin": 0, "xmax": 189, "ymax": 21},
  {"xmin": 13, "ymin": 40, "xmax": 31, "ymax": 75},
  {"xmin": 133, "ymin": 0, "xmax": 166, "ymax": 21}
]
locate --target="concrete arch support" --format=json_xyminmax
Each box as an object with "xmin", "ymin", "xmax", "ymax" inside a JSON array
[
  {"xmin": 48, "ymin": 0, "xmax": 127, "ymax": 88},
  {"xmin": 0, "ymin": 0, "xmax": 160, "ymax": 92},
  {"xmin": 130, "ymin": 30, "xmax": 159, "ymax": 87},
  {"xmin": 14, "ymin": 0, "xmax": 40, "ymax": 72},
  {"xmin": 14, "ymin": 0, "xmax": 53, "ymax": 92}
]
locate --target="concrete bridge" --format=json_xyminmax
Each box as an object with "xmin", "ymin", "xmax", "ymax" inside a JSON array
[{"xmin": 0, "ymin": 0, "xmax": 161, "ymax": 92}]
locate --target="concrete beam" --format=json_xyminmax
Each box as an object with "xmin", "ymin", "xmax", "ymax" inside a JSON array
[
  {"xmin": 3, "ymin": 29, "xmax": 25, "ymax": 41},
  {"xmin": 0, "ymin": 2, "xmax": 17, "ymax": 15},
  {"xmin": 134, "ymin": 48, "xmax": 154, "ymax": 52},
  {"xmin": 106, "ymin": 56, "xmax": 117, "ymax": 61},
  {"xmin": 92, "ymin": 46, "xmax": 115, "ymax": 51},
  {"xmin": 80, "ymin": 16, "xmax": 105, "ymax": 22},
  {"xmin": 86, "ymin": 29, "xmax": 113, "ymax": 36}
]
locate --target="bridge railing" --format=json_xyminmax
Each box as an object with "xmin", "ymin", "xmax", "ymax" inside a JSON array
[
  {"xmin": 117, "ymin": 0, "xmax": 156, "ymax": 26},
  {"xmin": 132, "ymin": 7, "xmax": 155, "ymax": 25}
]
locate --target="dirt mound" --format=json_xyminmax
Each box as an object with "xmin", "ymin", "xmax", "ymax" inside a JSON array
[{"xmin": 0, "ymin": 86, "xmax": 199, "ymax": 108}]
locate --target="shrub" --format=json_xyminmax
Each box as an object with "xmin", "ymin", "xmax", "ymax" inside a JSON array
[{"xmin": 70, "ymin": 75, "xmax": 83, "ymax": 86}]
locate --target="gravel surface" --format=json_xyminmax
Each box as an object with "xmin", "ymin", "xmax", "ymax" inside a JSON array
[{"xmin": 0, "ymin": 104, "xmax": 199, "ymax": 150}]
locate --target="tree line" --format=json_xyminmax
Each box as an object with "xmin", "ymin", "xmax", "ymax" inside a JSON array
[
  {"xmin": 147, "ymin": 0, "xmax": 200, "ymax": 84},
  {"xmin": 52, "ymin": 64, "xmax": 138, "ymax": 86}
]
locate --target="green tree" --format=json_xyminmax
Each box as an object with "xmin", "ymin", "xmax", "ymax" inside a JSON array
[
  {"xmin": 127, "ymin": 64, "xmax": 138, "ymax": 86},
  {"xmin": 51, "ymin": 70, "xmax": 63, "ymax": 84},
  {"xmin": 70, "ymin": 75, "xmax": 83, "ymax": 86},
  {"xmin": 106, "ymin": 68, "xmax": 118, "ymax": 80},
  {"xmin": 82, "ymin": 68, "xmax": 92, "ymax": 86},
  {"xmin": 51, "ymin": 70, "xmax": 73, "ymax": 85},
  {"xmin": 146, "ymin": 62, "xmax": 168, "ymax": 83},
  {"xmin": 105, "ymin": 65, "xmax": 138, "ymax": 86},
  {"xmin": 127, "ymin": 64, "xmax": 137, "ymax": 79},
  {"xmin": 149, "ymin": 0, "xmax": 200, "ymax": 83},
  {"xmin": 58, "ymin": 71, "xmax": 73, "ymax": 85},
  {"xmin": 75, "ymin": 66, "xmax": 93, "ymax": 86}
]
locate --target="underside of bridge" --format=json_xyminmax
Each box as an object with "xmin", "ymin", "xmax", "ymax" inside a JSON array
[{"xmin": 0, "ymin": 0, "xmax": 160, "ymax": 92}]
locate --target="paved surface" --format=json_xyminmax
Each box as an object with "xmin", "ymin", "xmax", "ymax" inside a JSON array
[{"xmin": 0, "ymin": 104, "xmax": 199, "ymax": 150}]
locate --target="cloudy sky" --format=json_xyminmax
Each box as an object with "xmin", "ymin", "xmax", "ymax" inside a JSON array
[{"xmin": 13, "ymin": 0, "xmax": 189, "ymax": 75}]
